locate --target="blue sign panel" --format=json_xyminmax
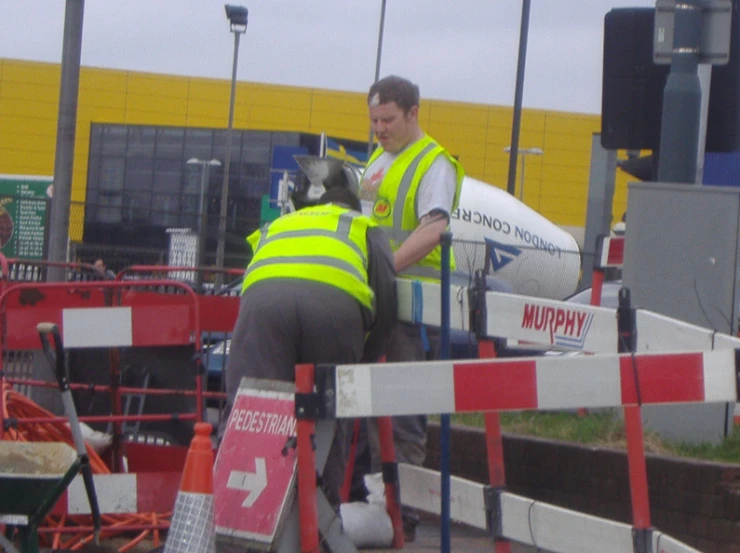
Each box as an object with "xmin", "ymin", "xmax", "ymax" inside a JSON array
[{"xmin": 270, "ymin": 145, "xmax": 307, "ymax": 203}]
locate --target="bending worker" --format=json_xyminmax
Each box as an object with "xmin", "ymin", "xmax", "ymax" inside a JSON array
[
  {"xmin": 360, "ymin": 74, "xmax": 464, "ymax": 541},
  {"xmin": 222, "ymin": 185, "xmax": 397, "ymax": 508}
]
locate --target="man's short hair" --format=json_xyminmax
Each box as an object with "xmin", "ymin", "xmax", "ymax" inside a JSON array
[
  {"xmin": 368, "ymin": 75, "xmax": 420, "ymax": 114},
  {"xmin": 318, "ymin": 186, "xmax": 362, "ymax": 212}
]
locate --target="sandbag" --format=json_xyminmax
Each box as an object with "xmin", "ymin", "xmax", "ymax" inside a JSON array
[{"xmin": 339, "ymin": 502, "xmax": 393, "ymax": 549}]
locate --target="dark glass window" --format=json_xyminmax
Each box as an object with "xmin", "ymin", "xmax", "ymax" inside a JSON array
[
  {"xmin": 272, "ymin": 132, "xmax": 301, "ymax": 147},
  {"xmin": 152, "ymin": 193, "xmax": 180, "ymax": 228},
  {"xmin": 122, "ymin": 192, "xmax": 151, "ymax": 224},
  {"xmin": 87, "ymin": 156, "xmax": 101, "ymax": 192},
  {"xmin": 99, "ymin": 157, "xmax": 125, "ymax": 192},
  {"xmin": 183, "ymin": 165, "xmax": 201, "ymax": 196},
  {"xmin": 153, "ymin": 158, "xmax": 183, "ymax": 194},
  {"xmin": 124, "ymin": 157, "xmax": 154, "ymax": 191},
  {"xmin": 241, "ymin": 132, "xmax": 271, "ymax": 162},
  {"xmin": 97, "ymin": 189, "xmax": 122, "ymax": 223},
  {"xmin": 101, "ymin": 125, "xmax": 127, "ymax": 155},
  {"xmin": 155, "ymin": 127, "xmax": 185, "ymax": 159},
  {"xmin": 184, "ymin": 129, "xmax": 214, "ymax": 160},
  {"xmin": 213, "ymin": 130, "xmax": 241, "ymax": 162},
  {"xmin": 180, "ymin": 194, "xmax": 199, "ymax": 229},
  {"xmin": 89, "ymin": 125, "xmax": 103, "ymax": 157},
  {"xmin": 85, "ymin": 124, "xmax": 322, "ymax": 255},
  {"xmin": 127, "ymin": 127, "xmax": 156, "ymax": 157}
]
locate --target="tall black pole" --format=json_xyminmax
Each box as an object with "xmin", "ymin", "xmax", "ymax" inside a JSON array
[
  {"xmin": 367, "ymin": 0, "xmax": 387, "ymax": 159},
  {"xmin": 656, "ymin": 0, "xmax": 703, "ymax": 183},
  {"xmin": 196, "ymin": 163, "xmax": 210, "ymax": 285},
  {"xmin": 48, "ymin": 0, "xmax": 84, "ymax": 282},
  {"xmin": 215, "ymin": 30, "xmax": 242, "ymax": 286},
  {"xmin": 506, "ymin": 0, "xmax": 532, "ymax": 197}
]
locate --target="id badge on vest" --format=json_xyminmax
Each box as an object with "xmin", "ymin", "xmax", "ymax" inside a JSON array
[{"xmin": 360, "ymin": 153, "xmax": 394, "ymax": 220}]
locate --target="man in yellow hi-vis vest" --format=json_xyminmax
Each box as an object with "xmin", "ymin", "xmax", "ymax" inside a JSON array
[
  {"xmin": 360, "ymin": 75, "xmax": 464, "ymax": 541},
  {"xmin": 222, "ymin": 186, "xmax": 397, "ymax": 509}
]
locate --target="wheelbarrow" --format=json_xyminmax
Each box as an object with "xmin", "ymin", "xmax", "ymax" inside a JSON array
[
  {"xmin": 0, "ymin": 323, "xmax": 102, "ymax": 553},
  {"xmin": 0, "ymin": 441, "xmax": 80, "ymax": 553}
]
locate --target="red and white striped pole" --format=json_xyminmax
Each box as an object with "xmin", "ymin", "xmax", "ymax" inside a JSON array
[
  {"xmin": 295, "ymin": 364, "xmax": 320, "ymax": 553},
  {"xmin": 479, "ymin": 338, "xmax": 510, "ymax": 553},
  {"xmin": 617, "ymin": 287, "xmax": 652, "ymax": 545}
]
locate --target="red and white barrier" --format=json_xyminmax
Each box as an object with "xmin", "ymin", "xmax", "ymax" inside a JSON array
[
  {"xmin": 397, "ymin": 277, "xmax": 740, "ymax": 355},
  {"xmin": 298, "ymin": 345, "xmax": 729, "ymax": 553},
  {"xmin": 396, "ymin": 462, "xmax": 701, "ymax": 553},
  {"xmin": 0, "ymin": 280, "xmax": 200, "ymax": 351},
  {"xmin": 636, "ymin": 309, "xmax": 740, "ymax": 352},
  {"xmin": 485, "ymin": 292, "xmax": 617, "ymax": 353},
  {"xmin": 51, "ymin": 472, "xmax": 181, "ymax": 516},
  {"xmin": 499, "ymin": 491, "xmax": 699, "ymax": 553},
  {"xmin": 598, "ymin": 235, "xmax": 625, "ymax": 269},
  {"xmin": 333, "ymin": 350, "xmax": 736, "ymax": 418},
  {"xmin": 296, "ymin": 237, "xmax": 733, "ymax": 553}
]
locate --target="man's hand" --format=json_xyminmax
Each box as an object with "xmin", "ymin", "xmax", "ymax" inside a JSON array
[{"xmin": 393, "ymin": 211, "xmax": 449, "ymax": 273}]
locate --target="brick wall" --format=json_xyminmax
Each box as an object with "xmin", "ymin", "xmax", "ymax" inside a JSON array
[{"xmin": 425, "ymin": 424, "xmax": 740, "ymax": 552}]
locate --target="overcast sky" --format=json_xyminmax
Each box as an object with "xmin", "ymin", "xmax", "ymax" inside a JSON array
[{"xmin": 0, "ymin": 1, "xmax": 655, "ymax": 115}]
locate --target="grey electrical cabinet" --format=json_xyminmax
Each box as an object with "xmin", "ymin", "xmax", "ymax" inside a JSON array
[{"xmin": 623, "ymin": 181, "xmax": 738, "ymax": 444}]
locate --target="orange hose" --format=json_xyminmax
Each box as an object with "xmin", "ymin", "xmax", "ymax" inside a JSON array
[{"xmin": 2, "ymin": 384, "xmax": 173, "ymax": 551}]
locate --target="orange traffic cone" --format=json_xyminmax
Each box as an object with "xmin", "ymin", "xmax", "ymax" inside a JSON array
[{"xmin": 164, "ymin": 423, "xmax": 216, "ymax": 553}]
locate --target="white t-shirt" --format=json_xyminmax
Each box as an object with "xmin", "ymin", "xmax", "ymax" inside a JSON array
[{"xmin": 360, "ymin": 146, "xmax": 457, "ymax": 220}]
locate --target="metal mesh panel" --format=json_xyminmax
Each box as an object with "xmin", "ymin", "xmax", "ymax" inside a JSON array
[
  {"xmin": 69, "ymin": 201, "xmax": 84, "ymax": 242},
  {"xmin": 4, "ymin": 350, "xmax": 65, "ymax": 415},
  {"xmin": 452, "ymin": 239, "xmax": 489, "ymax": 276},
  {"xmin": 69, "ymin": 242, "xmax": 168, "ymax": 275},
  {"xmin": 5, "ymin": 260, "xmax": 101, "ymax": 283},
  {"xmin": 166, "ymin": 229, "xmax": 198, "ymax": 282},
  {"xmin": 3, "ymin": 351, "xmax": 36, "ymax": 398}
]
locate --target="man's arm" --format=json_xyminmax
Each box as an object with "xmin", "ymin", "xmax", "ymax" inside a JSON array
[
  {"xmin": 361, "ymin": 227, "xmax": 397, "ymax": 363},
  {"xmin": 392, "ymin": 211, "xmax": 448, "ymax": 273}
]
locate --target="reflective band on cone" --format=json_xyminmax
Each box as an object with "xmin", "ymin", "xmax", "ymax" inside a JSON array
[
  {"xmin": 164, "ymin": 492, "xmax": 215, "ymax": 553},
  {"xmin": 163, "ymin": 423, "xmax": 216, "ymax": 553}
]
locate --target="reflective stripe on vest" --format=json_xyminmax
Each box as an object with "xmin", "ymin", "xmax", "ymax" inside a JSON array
[
  {"xmin": 253, "ymin": 211, "xmax": 366, "ymax": 265},
  {"xmin": 243, "ymin": 206, "xmax": 375, "ymax": 311},
  {"xmin": 384, "ymin": 142, "xmax": 438, "ymax": 244}
]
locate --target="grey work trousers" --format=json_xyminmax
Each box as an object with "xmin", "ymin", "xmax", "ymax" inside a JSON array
[{"xmin": 222, "ymin": 280, "xmax": 366, "ymax": 507}]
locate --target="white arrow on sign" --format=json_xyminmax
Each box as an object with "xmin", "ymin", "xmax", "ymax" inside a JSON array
[{"xmin": 227, "ymin": 458, "xmax": 268, "ymax": 507}]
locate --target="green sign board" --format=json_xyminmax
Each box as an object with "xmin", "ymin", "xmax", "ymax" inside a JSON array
[
  {"xmin": 260, "ymin": 194, "xmax": 281, "ymax": 224},
  {"xmin": 0, "ymin": 175, "xmax": 52, "ymax": 260}
]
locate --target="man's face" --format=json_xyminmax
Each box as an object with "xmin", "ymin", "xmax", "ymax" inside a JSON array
[{"xmin": 368, "ymin": 101, "xmax": 419, "ymax": 154}]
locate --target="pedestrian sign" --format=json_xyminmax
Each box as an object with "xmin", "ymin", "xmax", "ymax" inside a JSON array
[{"xmin": 214, "ymin": 381, "xmax": 297, "ymax": 546}]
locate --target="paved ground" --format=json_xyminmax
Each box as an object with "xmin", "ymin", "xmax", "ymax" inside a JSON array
[{"xmin": 365, "ymin": 515, "xmax": 549, "ymax": 553}]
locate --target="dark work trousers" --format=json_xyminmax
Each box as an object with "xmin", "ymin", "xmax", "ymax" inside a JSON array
[
  {"xmin": 368, "ymin": 321, "xmax": 439, "ymax": 529},
  {"xmin": 222, "ymin": 279, "xmax": 366, "ymax": 508}
]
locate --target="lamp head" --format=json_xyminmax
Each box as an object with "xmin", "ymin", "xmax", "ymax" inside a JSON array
[{"xmin": 225, "ymin": 4, "xmax": 248, "ymax": 31}]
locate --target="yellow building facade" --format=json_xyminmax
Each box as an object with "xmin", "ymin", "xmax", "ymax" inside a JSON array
[{"xmin": 0, "ymin": 58, "xmax": 630, "ymax": 246}]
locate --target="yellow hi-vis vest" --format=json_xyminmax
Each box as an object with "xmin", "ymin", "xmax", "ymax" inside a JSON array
[
  {"xmin": 242, "ymin": 204, "xmax": 377, "ymax": 313},
  {"xmin": 365, "ymin": 134, "xmax": 464, "ymax": 280}
]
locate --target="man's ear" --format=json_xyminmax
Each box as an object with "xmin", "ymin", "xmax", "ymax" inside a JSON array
[{"xmin": 407, "ymin": 105, "xmax": 419, "ymax": 122}]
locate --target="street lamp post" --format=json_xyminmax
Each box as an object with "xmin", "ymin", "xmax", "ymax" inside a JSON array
[
  {"xmin": 503, "ymin": 146, "xmax": 543, "ymax": 202},
  {"xmin": 187, "ymin": 158, "xmax": 222, "ymax": 279},
  {"xmin": 215, "ymin": 4, "xmax": 248, "ymax": 287},
  {"xmin": 367, "ymin": 0, "xmax": 387, "ymax": 158}
]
